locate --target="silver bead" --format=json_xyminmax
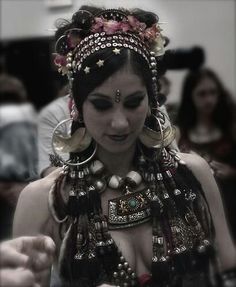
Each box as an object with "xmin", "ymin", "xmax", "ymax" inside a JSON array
[
  {"xmin": 174, "ymin": 189, "xmax": 181, "ymax": 195},
  {"xmin": 163, "ymin": 192, "xmax": 169, "ymax": 199},
  {"xmin": 152, "ymin": 69, "xmax": 157, "ymax": 76},
  {"xmin": 83, "ymin": 167, "xmax": 90, "ymax": 175},
  {"xmin": 69, "ymin": 189, "xmax": 76, "ymax": 196},
  {"xmin": 120, "ymin": 256, "xmax": 125, "ymax": 262},
  {"xmin": 108, "ymin": 175, "xmax": 122, "ymax": 189},
  {"xmin": 118, "ymin": 263, "xmax": 123, "ymax": 270},
  {"xmin": 69, "ymin": 170, "xmax": 77, "ymax": 178},
  {"xmin": 94, "ymin": 179, "xmax": 106, "ymax": 193},
  {"xmin": 78, "ymin": 171, "xmax": 84, "ymax": 178},
  {"xmin": 151, "ymin": 62, "xmax": 157, "ymax": 68},
  {"xmin": 126, "ymin": 171, "xmax": 142, "ymax": 186},
  {"xmin": 90, "ymin": 160, "xmax": 104, "ymax": 174},
  {"xmin": 157, "ymin": 237, "xmax": 164, "ymax": 245},
  {"xmin": 127, "ymin": 267, "xmax": 132, "ymax": 274},
  {"xmin": 113, "ymin": 272, "xmax": 118, "ymax": 278}
]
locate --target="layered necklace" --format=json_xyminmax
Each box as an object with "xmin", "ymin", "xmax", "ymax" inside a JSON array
[
  {"xmin": 89, "ymin": 158, "xmax": 152, "ymax": 229},
  {"xmin": 49, "ymin": 148, "xmax": 214, "ymax": 287}
]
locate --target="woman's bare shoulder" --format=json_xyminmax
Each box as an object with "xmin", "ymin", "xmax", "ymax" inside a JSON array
[
  {"xmin": 176, "ymin": 152, "xmax": 218, "ymax": 205},
  {"xmin": 177, "ymin": 152, "xmax": 212, "ymax": 179},
  {"xmin": 20, "ymin": 168, "xmax": 62, "ymax": 199},
  {"xmin": 13, "ymin": 168, "xmax": 62, "ymax": 237}
]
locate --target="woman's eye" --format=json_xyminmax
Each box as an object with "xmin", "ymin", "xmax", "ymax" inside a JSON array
[
  {"xmin": 90, "ymin": 100, "xmax": 112, "ymax": 111},
  {"xmin": 124, "ymin": 97, "xmax": 144, "ymax": 109}
]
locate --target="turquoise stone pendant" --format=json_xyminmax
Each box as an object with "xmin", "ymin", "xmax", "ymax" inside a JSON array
[{"xmin": 108, "ymin": 188, "xmax": 152, "ymax": 229}]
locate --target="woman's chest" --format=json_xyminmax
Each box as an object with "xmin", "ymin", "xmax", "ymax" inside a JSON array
[
  {"xmin": 101, "ymin": 189, "xmax": 153, "ymax": 275},
  {"xmin": 109, "ymin": 222, "xmax": 153, "ymax": 276}
]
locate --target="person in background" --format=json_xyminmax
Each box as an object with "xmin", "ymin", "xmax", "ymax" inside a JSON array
[
  {"xmin": 0, "ymin": 235, "xmax": 55, "ymax": 287},
  {"xmin": 37, "ymin": 93, "xmax": 70, "ymax": 177},
  {"xmin": 176, "ymin": 67, "xmax": 236, "ymax": 241},
  {"xmin": 0, "ymin": 74, "xmax": 38, "ymax": 240}
]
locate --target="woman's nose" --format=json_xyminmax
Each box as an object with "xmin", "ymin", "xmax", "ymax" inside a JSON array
[{"xmin": 110, "ymin": 109, "xmax": 129, "ymax": 131}]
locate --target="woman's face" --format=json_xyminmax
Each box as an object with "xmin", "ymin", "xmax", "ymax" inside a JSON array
[
  {"xmin": 192, "ymin": 76, "xmax": 219, "ymax": 116},
  {"xmin": 82, "ymin": 66, "xmax": 149, "ymax": 154}
]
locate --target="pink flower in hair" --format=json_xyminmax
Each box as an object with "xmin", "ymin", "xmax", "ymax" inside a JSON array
[
  {"xmin": 143, "ymin": 24, "xmax": 159, "ymax": 41},
  {"xmin": 91, "ymin": 17, "xmax": 104, "ymax": 33},
  {"xmin": 127, "ymin": 15, "xmax": 146, "ymax": 32},
  {"xmin": 54, "ymin": 54, "xmax": 67, "ymax": 67},
  {"xmin": 53, "ymin": 54, "xmax": 69, "ymax": 75},
  {"xmin": 120, "ymin": 21, "xmax": 131, "ymax": 32},
  {"xmin": 103, "ymin": 20, "xmax": 121, "ymax": 35}
]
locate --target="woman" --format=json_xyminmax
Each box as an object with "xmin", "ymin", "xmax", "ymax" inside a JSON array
[
  {"xmin": 13, "ymin": 6, "xmax": 236, "ymax": 287},
  {"xmin": 176, "ymin": 68, "xmax": 236, "ymax": 241}
]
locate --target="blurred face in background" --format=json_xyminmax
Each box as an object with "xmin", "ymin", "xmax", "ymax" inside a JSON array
[{"xmin": 192, "ymin": 76, "xmax": 219, "ymax": 117}]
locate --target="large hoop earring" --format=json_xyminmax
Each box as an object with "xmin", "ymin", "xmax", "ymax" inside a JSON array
[
  {"xmin": 51, "ymin": 118, "xmax": 97, "ymax": 167},
  {"xmin": 139, "ymin": 110, "xmax": 176, "ymax": 149}
]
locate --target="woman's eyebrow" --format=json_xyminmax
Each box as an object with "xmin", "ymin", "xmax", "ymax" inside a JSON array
[
  {"xmin": 88, "ymin": 91, "xmax": 146, "ymax": 100},
  {"xmin": 124, "ymin": 91, "xmax": 146, "ymax": 100},
  {"xmin": 88, "ymin": 93, "xmax": 111, "ymax": 100}
]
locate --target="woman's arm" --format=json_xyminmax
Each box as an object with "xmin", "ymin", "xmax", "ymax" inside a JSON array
[
  {"xmin": 13, "ymin": 169, "xmax": 61, "ymax": 286},
  {"xmin": 13, "ymin": 181, "xmax": 51, "ymax": 238},
  {"xmin": 180, "ymin": 152, "xmax": 236, "ymax": 271}
]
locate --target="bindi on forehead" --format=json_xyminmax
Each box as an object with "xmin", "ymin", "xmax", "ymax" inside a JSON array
[{"xmin": 115, "ymin": 89, "xmax": 121, "ymax": 103}]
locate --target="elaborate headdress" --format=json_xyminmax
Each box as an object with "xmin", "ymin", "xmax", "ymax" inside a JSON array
[{"xmin": 54, "ymin": 8, "xmax": 166, "ymax": 106}]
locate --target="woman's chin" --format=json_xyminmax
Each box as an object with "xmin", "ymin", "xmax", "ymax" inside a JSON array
[{"xmin": 97, "ymin": 139, "xmax": 136, "ymax": 155}]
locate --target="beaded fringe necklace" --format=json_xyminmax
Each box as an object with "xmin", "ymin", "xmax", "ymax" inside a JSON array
[{"xmin": 49, "ymin": 147, "xmax": 217, "ymax": 287}]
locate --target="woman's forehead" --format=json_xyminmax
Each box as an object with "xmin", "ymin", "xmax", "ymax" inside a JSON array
[
  {"xmin": 91, "ymin": 67, "xmax": 146, "ymax": 95},
  {"xmin": 104, "ymin": 68, "xmax": 144, "ymax": 86}
]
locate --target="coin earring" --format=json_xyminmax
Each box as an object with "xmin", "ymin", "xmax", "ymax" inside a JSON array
[{"xmin": 139, "ymin": 110, "xmax": 176, "ymax": 149}]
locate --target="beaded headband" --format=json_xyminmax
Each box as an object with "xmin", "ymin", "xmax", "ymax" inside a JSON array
[{"xmin": 54, "ymin": 9, "xmax": 166, "ymax": 103}]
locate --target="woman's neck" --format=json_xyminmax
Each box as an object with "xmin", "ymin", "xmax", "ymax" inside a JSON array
[
  {"xmin": 196, "ymin": 114, "xmax": 214, "ymax": 128},
  {"xmin": 96, "ymin": 144, "xmax": 136, "ymax": 177}
]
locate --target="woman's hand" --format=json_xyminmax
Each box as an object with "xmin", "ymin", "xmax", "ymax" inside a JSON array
[{"xmin": 0, "ymin": 236, "xmax": 55, "ymax": 287}]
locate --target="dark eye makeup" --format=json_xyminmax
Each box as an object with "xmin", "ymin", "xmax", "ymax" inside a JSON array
[
  {"xmin": 89, "ymin": 99, "xmax": 113, "ymax": 111},
  {"xmin": 124, "ymin": 95, "xmax": 145, "ymax": 109},
  {"xmin": 88, "ymin": 91, "xmax": 146, "ymax": 111}
]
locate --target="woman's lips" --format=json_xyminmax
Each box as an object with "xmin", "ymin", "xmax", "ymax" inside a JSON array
[{"xmin": 107, "ymin": 134, "xmax": 129, "ymax": 142}]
